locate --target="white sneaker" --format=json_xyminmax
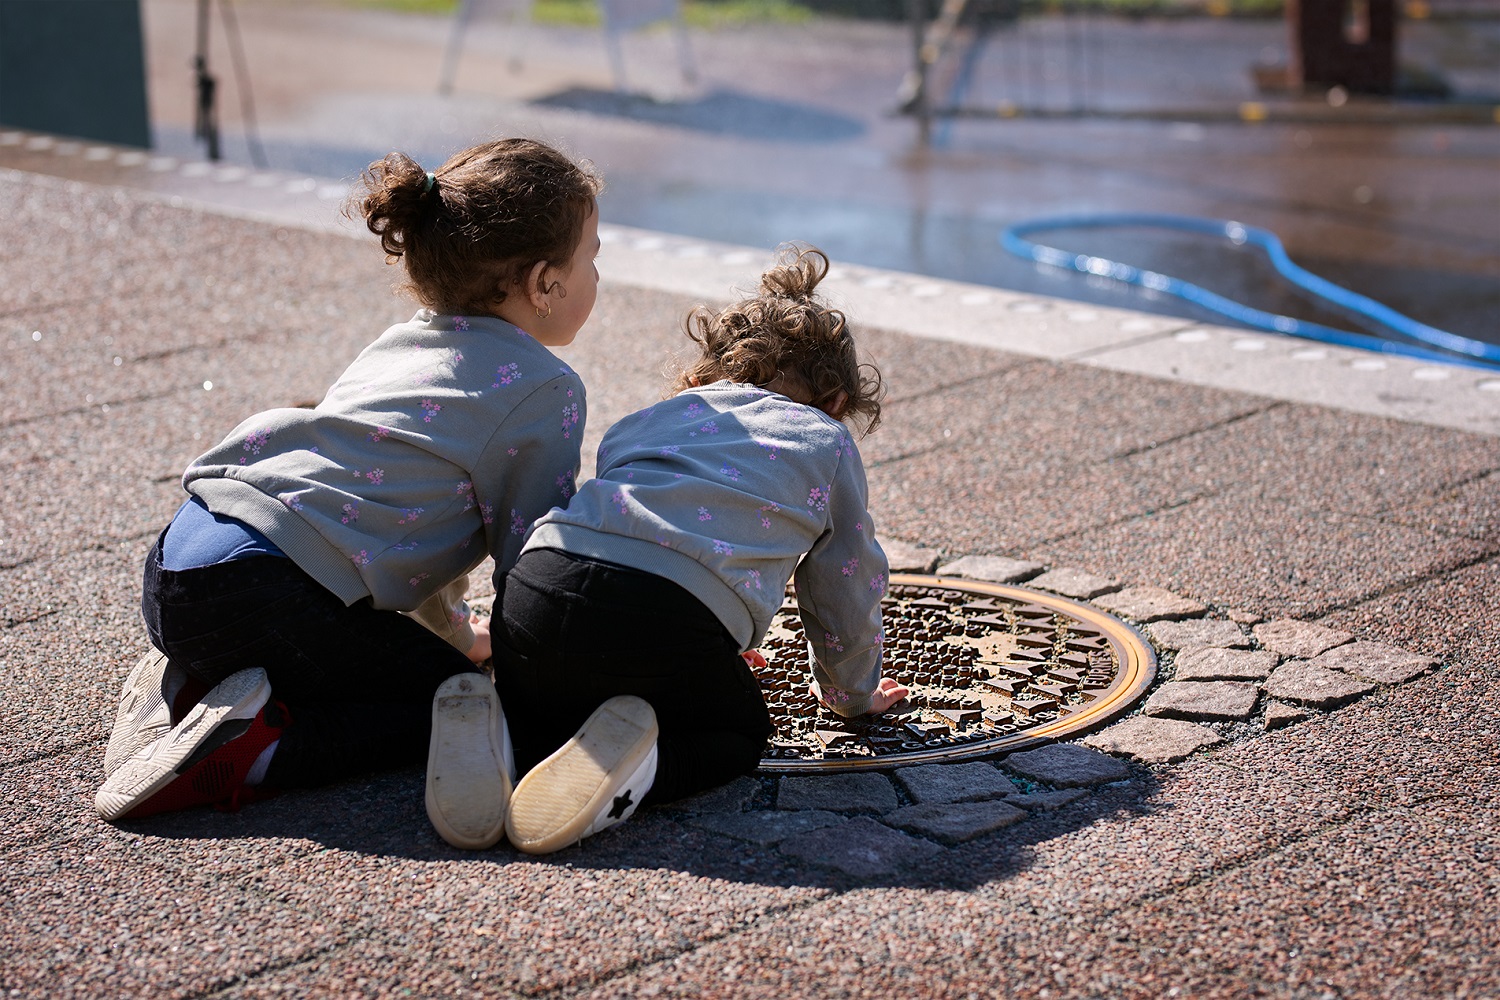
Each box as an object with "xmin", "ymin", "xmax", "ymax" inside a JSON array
[
  {"xmin": 506, "ymin": 695, "xmax": 658, "ymax": 855},
  {"xmin": 425, "ymin": 673, "xmax": 515, "ymax": 850},
  {"xmin": 102, "ymin": 648, "xmax": 189, "ymax": 777}
]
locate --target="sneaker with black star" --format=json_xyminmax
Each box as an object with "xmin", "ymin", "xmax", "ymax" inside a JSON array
[{"xmin": 505, "ymin": 695, "xmax": 658, "ymax": 855}]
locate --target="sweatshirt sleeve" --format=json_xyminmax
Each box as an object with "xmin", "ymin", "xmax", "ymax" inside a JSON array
[
  {"xmin": 405, "ymin": 575, "xmax": 476, "ymax": 654},
  {"xmin": 473, "ymin": 372, "xmax": 586, "ymax": 583},
  {"xmin": 792, "ymin": 438, "xmax": 888, "ymax": 718}
]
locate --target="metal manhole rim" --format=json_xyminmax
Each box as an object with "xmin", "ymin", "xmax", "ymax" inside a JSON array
[{"xmin": 754, "ymin": 573, "xmax": 1158, "ymax": 773}]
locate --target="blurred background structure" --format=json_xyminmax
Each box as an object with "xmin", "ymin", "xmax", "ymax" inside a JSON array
[{"xmin": 2, "ymin": 0, "xmax": 1496, "ymax": 350}]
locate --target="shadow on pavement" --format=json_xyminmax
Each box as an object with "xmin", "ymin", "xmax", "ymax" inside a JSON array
[{"xmin": 115, "ymin": 763, "xmax": 1164, "ymax": 892}]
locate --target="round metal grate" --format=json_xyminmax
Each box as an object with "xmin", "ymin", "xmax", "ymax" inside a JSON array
[{"xmin": 754, "ymin": 574, "xmax": 1157, "ymax": 772}]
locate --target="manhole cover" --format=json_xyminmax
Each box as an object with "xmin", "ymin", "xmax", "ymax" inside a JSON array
[{"xmin": 755, "ymin": 574, "xmax": 1156, "ymax": 772}]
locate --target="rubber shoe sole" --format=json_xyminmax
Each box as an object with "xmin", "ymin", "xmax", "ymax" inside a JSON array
[
  {"xmin": 506, "ymin": 695, "xmax": 658, "ymax": 855},
  {"xmin": 94, "ymin": 668, "xmax": 270, "ymax": 821},
  {"xmin": 425, "ymin": 673, "xmax": 514, "ymax": 850},
  {"xmin": 102, "ymin": 648, "xmax": 187, "ymax": 778}
]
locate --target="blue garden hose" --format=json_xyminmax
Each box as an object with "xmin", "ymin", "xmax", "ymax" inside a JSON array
[{"xmin": 1000, "ymin": 213, "xmax": 1500, "ymax": 371}]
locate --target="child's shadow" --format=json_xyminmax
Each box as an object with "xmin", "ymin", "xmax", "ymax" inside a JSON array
[{"xmin": 131, "ymin": 762, "xmax": 1164, "ymax": 893}]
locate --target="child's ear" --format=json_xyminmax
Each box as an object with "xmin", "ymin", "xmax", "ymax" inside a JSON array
[
  {"xmin": 524, "ymin": 259, "xmax": 552, "ymax": 312},
  {"xmin": 820, "ymin": 390, "xmax": 850, "ymax": 420}
]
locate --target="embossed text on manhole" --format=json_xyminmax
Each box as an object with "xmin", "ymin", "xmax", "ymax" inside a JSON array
[{"xmin": 755, "ymin": 575, "xmax": 1157, "ymax": 772}]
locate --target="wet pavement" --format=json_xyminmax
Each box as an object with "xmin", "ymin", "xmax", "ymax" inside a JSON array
[
  {"xmin": 132, "ymin": 0, "xmax": 1500, "ymax": 345},
  {"xmin": 3, "ymin": 2, "xmax": 1500, "ymax": 997}
]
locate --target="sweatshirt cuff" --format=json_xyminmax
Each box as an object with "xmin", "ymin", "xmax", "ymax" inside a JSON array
[{"xmin": 810, "ymin": 679, "xmax": 875, "ymax": 718}]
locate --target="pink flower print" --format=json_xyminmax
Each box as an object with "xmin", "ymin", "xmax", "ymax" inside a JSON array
[
  {"xmin": 720, "ymin": 465, "xmax": 741, "ymax": 481},
  {"xmin": 869, "ymin": 573, "xmax": 886, "ymax": 593},
  {"xmin": 855, "ymin": 522, "xmax": 864, "ymax": 532},
  {"xmin": 757, "ymin": 439, "xmax": 779, "ymax": 461},
  {"xmin": 697, "ymin": 507, "xmax": 712, "ymax": 522},
  {"xmin": 508, "ymin": 447, "xmax": 518, "ymax": 456},
  {"xmin": 556, "ymin": 472, "xmax": 574, "ymax": 500},
  {"xmin": 409, "ymin": 573, "xmax": 430, "ymax": 587},
  {"xmin": 700, "ymin": 421, "xmax": 719, "ymax": 435},
  {"xmin": 757, "ymin": 503, "xmax": 781, "ymax": 529},
  {"xmin": 368, "ymin": 426, "xmax": 391, "ymax": 443},
  {"xmin": 454, "ymin": 317, "xmax": 470, "ymax": 332},
  {"xmin": 510, "ymin": 509, "xmax": 526, "ymax": 535},
  {"xmin": 456, "ymin": 481, "xmax": 476, "ymax": 512},
  {"xmin": 824, "ymin": 632, "xmax": 845, "ymax": 653},
  {"xmin": 397, "ymin": 507, "xmax": 424, "ymax": 525},
  {"xmin": 243, "ymin": 429, "xmax": 270, "ymax": 455},
  {"xmin": 841, "ymin": 557, "xmax": 859, "ymax": 577},
  {"xmin": 340, "ymin": 503, "xmax": 359, "ymax": 524},
  {"xmin": 420, "ymin": 399, "xmax": 442, "ymax": 422},
  {"xmin": 365, "ymin": 468, "xmax": 384, "ymax": 485},
  {"xmin": 561, "ymin": 402, "xmax": 580, "ymax": 438},
  {"xmin": 449, "ymin": 607, "xmax": 468, "ymax": 627},
  {"xmin": 493, "ymin": 363, "xmax": 522, "ymax": 387},
  {"xmin": 659, "ymin": 445, "xmax": 681, "ymax": 458},
  {"xmin": 453, "ymin": 351, "xmax": 464, "ymax": 363},
  {"xmin": 612, "ymin": 489, "xmax": 630, "ymax": 515},
  {"xmin": 744, "ymin": 569, "xmax": 762, "ymax": 590},
  {"xmin": 712, "ymin": 539, "xmax": 734, "ymax": 555},
  {"xmin": 567, "ymin": 388, "xmax": 574, "ymax": 398},
  {"xmin": 391, "ymin": 541, "xmax": 419, "ymax": 552},
  {"xmin": 479, "ymin": 502, "xmax": 495, "ymax": 525},
  {"xmin": 277, "ymin": 492, "xmax": 304, "ymax": 512},
  {"xmin": 351, "ymin": 549, "xmax": 371, "ymax": 567},
  {"xmin": 807, "ymin": 486, "xmax": 829, "ymax": 512},
  {"xmin": 683, "ymin": 402, "xmax": 702, "ymax": 419}
]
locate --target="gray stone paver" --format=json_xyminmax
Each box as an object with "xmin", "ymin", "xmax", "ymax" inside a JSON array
[
  {"xmin": 1026, "ymin": 566, "xmax": 1119, "ymax": 599},
  {"xmin": 1144, "ymin": 680, "xmax": 1261, "ymax": 721},
  {"xmin": 1002, "ymin": 743, "xmax": 1133, "ymax": 787},
  {"xmin": 1172, "ymin": 645, "xmax": 1279, "ymax": 680},
  {"xmin": 777, "ymin": 772, "xmax": 898, "ymax": 813},
  {"xmin": 935, "ymin": 554, "xmax": 1043, "ymax": 583},
  {"xmin": 892, "ymin": 761, "xmax": 1016, "ymax": 804},
  {"xmin": 1264, "ymin": 700, "xmax": 1312, "ymax": 731},
  {"xmin": 1253, "ymin": 619, "xmax": 1354, "ymax": 658},
  {"xmin": 1003, "ymin": 787, "xmax": 1089, "ymax": 811},
  {"xmin": 1148, "ymin": 618, "xmax": 1252, "ymax": 650},
  {"xmin": 882, "ymin": 538, "xmax": 940, "ymax": 573},
  {"xmin": 883, "ymin": 800, "xmax": 1028, "ymax": 844},
  {"xmin": 1309, "ymin": 640, "xmax": 1440, "ymax": 684},
  {"xmin": 1092, "ymin": 586, "xmax": 1208, "ymax": 622},
  {"xmin": 673, "ymin": 776, "xmax": 760, "ymax": 814},
  {"xmin": 1263, "ymin": 659, "xmax": 1378, "ymax": 709},
  {"xmin": 776, "ymin": 817, "xmax": 943, "ymax": 877},
  {"xmin": 1082, "ymin": 717, "xmax": 1226, "ymax": 764},
  {"xmin": 688, "ymin": 809, "xmax": 844, "ymax": 846}
]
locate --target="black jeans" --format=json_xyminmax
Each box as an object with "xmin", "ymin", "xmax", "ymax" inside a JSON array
[
  {"xmin": 140, "ymin": 532, "xmax": 474, "ymax": 788},
  {"xmin": 493, "ymin": 548, "xmax": 771, "ymax": 805}
]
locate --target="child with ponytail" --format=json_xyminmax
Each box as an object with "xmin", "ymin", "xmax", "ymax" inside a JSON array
[{"xmin": 97, "ymin": 137, "xmax": 602, "ymax": 822}]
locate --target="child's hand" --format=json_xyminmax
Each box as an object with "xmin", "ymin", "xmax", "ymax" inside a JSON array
[
  {"xmin": 466, "ymin": 615, "xmax": 493, "ymax": 664},
  {"xmin": 810, "ymin": 676, "xmax": 910, "ymax": 715},
  {"xmin": 866, "ymin": 676, "xmax": 910, "ymax": 714}
]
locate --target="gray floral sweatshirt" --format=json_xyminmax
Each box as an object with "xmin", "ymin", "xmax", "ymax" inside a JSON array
[
  {"xmin": 523, "ymin": 382, "xmax": 888, "ymax": 716},
  {"xmin": 183, "ymin": 310, "xmax": 584, "ymax": 654}
]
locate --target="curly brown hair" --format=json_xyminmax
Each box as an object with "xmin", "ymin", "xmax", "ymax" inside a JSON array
[
  {"xmin": 672, "ymin": 244, "xmax": 884, "ymax": 435},
  {"xmin": 347, "ymin": 138, "xmax": 603, "ymax": 315}
]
